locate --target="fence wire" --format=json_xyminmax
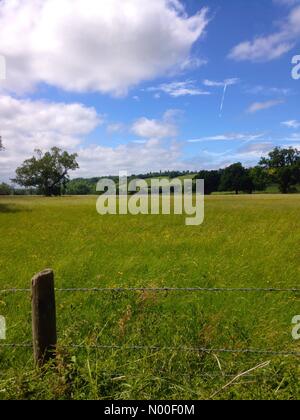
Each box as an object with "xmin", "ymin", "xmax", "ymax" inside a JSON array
[
  {"xmin": 0, "ymin": 370, "xmax": 284, "ymax": 381},
  {"xmin": 1, "ymin": 287, "xmax": 300, "ymax": 294},
  {"xmin": 0, "ymin": 343, "xmax": 299, "ymax": 357},
  {"xmin": 1, "ymin": 286, "xmax": 299, "ymax": 358}
]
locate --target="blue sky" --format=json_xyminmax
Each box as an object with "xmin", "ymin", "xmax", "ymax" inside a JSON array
[{"xmin": 0, "ymin": 0, "xmax": 300, "ymax": 179}]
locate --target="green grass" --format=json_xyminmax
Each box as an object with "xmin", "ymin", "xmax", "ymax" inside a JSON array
[{"xmin": 0, "ymin": 195, "xmax": 299, "ymax": 400}]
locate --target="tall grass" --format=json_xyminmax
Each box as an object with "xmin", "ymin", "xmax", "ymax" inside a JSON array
[{"xmin": 0, "ymin": 195, "xmax": 299, "ymax": 400}]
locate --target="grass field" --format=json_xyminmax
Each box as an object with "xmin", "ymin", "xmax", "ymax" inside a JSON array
[{"xmin": 0, "ymin": 195, "xmax": 299, "ymax": 400}]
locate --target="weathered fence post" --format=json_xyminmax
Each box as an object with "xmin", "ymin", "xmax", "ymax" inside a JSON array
[{"xmin": 31, "ymin": 269, "xmax": 57, "ymax": 367}]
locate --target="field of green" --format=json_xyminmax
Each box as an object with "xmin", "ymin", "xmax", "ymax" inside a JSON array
[{"xmin": 0, "ymin": 195, "xmax": 299, "ymax": 400}]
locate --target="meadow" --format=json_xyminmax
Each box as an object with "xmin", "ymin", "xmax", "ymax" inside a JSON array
[{"xmin": 0, "ymin": 194, "xmax": 299, "ymax": 400}]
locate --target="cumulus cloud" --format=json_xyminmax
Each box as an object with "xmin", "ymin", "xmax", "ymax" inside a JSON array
[
  {"xmin": 77, "ymin": 109, "xmax": 186, "ymax": 177},
  {"xmin": 131, "ymin": 118, "xmax": 177, "ymax": 140},
  {"xmin": 77, "ymin": 139, "xmax": 184, "ymax": 177},
  {"xmin": 0, "ymin": 0, "xmax": 209, "ymax": 95},
  {"xmin": 0, "ymin": 95, "xmax": 101, "ymax": 179},
  {"xmin": 0, "ymin": 95, "xmax": 189, "ymax": 180},
  {"xmin": 229, "ymin": 5, "xmax": 300, "ymax": 62}
]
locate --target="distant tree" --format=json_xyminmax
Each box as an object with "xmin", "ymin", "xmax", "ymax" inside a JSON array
[
  {"xmin": 13, "ymin": 147, "xmax": 79, "ymax": 196},
  {"xmin": 12, "ymin": 187, "xmax": 37, "ymax": 196},
  {"xmin": 0, "ymin": 183, "xmax": 12, "ymax": 195},
  {"xmin": 195, "ymin": 170, "xmax": 221, "ymax": 195},
  {"xmin": 260, "ymin": 147, "xmax": 299, "ymax": 168},
  {"xmin": 66, "ymin": 178, "xmax": 95, "ymax": 195},
  {"xmin": 219, "ymin": 163, "xmax": 254, "ymax": 194},
  {"xmin": 249, "ymin": 166, "xmax": 269, "ymax": 191},
  {"xmin": 0, "ymin": 136, "xmax": 3, "ymax": 151},
  {"xmin": 259, "ymin": 147, "xmax": 300, "ymax": 193},
  {"xmin": 242, "ymin": 170, "xmax": 255, "ymax": 194}
]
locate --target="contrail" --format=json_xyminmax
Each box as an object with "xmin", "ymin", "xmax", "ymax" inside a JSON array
[
  {"xmin": 203, "ymin": 78, "xmax": 239, "ymax": 118},
  {"xmin": 219, "ymin": 83, "xmax": 228, "ymax": 118}
]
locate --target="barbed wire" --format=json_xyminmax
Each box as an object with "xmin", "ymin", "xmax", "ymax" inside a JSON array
[
  {"xmin": 0, "ymin": 370, "xmax": 284, "ymax": 380},
  {"xmin": 0, "ymin": 289, "xmax": 31, "ymax": 293},
  {"xmin": 1, "ymin": 286, "xmax": 300, "ymax": 294},
  {"xmin": 0, "ymin": 343, "xmax": 32, "ymax": 348},
  {"xmin": 0, "ymin": 343, "xmax": 299, "ymax": 356},
  {"xmin": 1, "ymin": 287, "xmax": 299, "ymax": 359},
  {"xmin": 69, "ymin": 345, "xmax": 300, "ymax": 356}
]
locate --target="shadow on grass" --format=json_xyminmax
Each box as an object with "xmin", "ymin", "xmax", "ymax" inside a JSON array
[{"xmin": 0, "ymin": 203, "xmax": 31, "ymax": 214}]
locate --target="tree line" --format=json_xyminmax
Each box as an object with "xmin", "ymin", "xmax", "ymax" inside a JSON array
[{"xmin": 0, "ymin": 146, "xmax": 299, "ymax": 196}]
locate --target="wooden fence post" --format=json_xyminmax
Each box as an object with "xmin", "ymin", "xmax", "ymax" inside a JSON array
[{"xmin": 31, "ymin": 269, "xmax": 57, "ymax": 367}]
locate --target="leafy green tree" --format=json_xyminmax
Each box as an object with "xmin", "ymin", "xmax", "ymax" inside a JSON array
[
  {"xmin": 0, "ymin": 183, "xmax": 12, "ymax": 195},
  {"xmin": 13, "ymin": 147, "xmax": 79, "ymax": 196},
  {"xmin": 260, "ymin": 147, "xmax": 299, "ymax": 168},
  {"xmin": 249, "ymin": 166, "xmax": 269, "ymax": 191},
  {"xmin": 259, "ymin": 147, "xmax": 300, "ymax": 193},
  {"xmin": 241, "ymin": 170, "xmax": 255, "ymax": 194},
  {"xmin": 195, "ymin": 170, "xmax": 221, "ymax": 195},
  {"xmin": 219, "ymin": 163, "xmax": 254, "ymax": 194}
]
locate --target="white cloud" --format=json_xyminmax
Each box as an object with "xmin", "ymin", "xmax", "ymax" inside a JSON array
[
  {"xmin": 203, "ymin": 78, "xmax": 239, "ymax": 87},
  {"xmin": 281, "ymin": 120, "xmax": 300, "ymax": 128},
  {"xmin": 238, "ymin": 142, "xmax": 274, "ymax": 156},
  {"xmin": 131, "ymin": 112, "xmax": 178, "ymax": 139},
  {"xmin": 0, "ymin": 96, "xmax": 193, "ymax": 180},
  {"xmin": 0, "ymin": 0, "xmax": 209, "ymax": 95},
  {"xmin": 187, "ymin": 142, "xmax": 275, "ymax": 170},
  {"xmin": 179, "ymin": 57, "xmax": 208, "ymax": 71},
  {"xmin": 78, "ymin": 109, "xmax": 186, "ymax": 177},
  {"xmin": 147, "ymin": 80, "xmax": 211, "ymax": 97},
  {"xmin": 247, "ymin": 100, "xmax": 284, "ymax": 113},
  {"xmin": 283, "ymin": 132, "xmax": 300, "ymax": 141},
  {"xmin": 184, "ymin": 150, "xmax": 259, "ymax": 170},
  {"xmin": 229, "ymin": 5, "xmax": 300, "ymax": 62},
  {"xmin": 0, "ymin": 95, "xmax": 101, "ymax": 179},
  {"xmin": 187, "ymin": 133, "xmax": 265, "ymax": 143},
  {"xmin": 283, "ymin": 143, "xmax": 300, "ymax": 149},
  {"xmin": 77, "ymin": 139, "xmax": 184, "ymax": 177}
]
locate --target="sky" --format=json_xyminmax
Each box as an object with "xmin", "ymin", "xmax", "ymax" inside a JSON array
[{"xmin": 0, "ymin": 0, "xmax": 300, "ymax": 181}]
